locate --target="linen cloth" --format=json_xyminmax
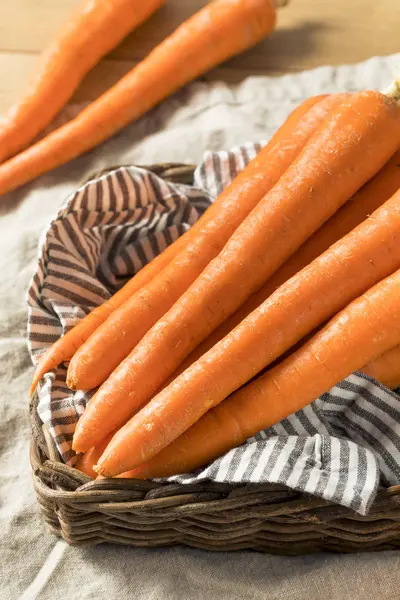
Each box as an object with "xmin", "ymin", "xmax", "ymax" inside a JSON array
[
  {"xmin": 28, "ymin": 143, "xmax": 400, "ymax": 516},
  {"xmin": 2, "ymin": 54, "xmax": 400, "ymax": 600}
]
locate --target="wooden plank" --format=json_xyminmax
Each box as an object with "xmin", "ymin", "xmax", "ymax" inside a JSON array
[
  {"xmin": 0, "ymin": 0, "xmax": 399, "ymax": 114},
  {"xmin": 2, "ymin": 0, "xmax": 400, "ymax": 66},
  {"xmin": 0, "ymin": 52, "xmax": 33, "ymax": 114}
]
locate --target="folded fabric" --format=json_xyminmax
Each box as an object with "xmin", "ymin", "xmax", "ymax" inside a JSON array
[{"xmin": 27, "ymin": 143, "xmax": 400, "ymax": 515}]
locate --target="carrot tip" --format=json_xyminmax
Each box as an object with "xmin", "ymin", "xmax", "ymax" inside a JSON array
[
  {"xmin": 30, "ymin": 372, "xmax": 41, "ymax": 396},
  {"xmin": 71, "ymin": 437, "xmax": 81, "ymax": 453},
  {"xmin": 72, "ymin": 435, "xmax": 93, "ymax": 454},
  {"xmin": 66, "ymin": 376, "xmax": 77, "ymax": 390}
]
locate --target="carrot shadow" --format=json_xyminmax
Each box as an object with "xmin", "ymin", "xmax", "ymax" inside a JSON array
[
  {"xmin": 108, "ymin": 2, "xmax": 206, "ymax": 61},
  {"xmin": 215, "ymin": 21, "xmax": 332, "ymax": 83}
]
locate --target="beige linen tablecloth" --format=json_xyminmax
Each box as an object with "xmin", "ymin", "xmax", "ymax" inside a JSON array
[{"xmin": 1, "ymin": 54, "xmax": 400, "ymax": 600}]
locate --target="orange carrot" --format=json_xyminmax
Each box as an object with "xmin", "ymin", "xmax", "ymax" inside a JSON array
[
  {"xmin": 73, "ymin": 90, "xmax": 400, "ymax": 454},
  {"xmin": 0, "ymin": 0, "xmax": 277, "ymax": 195},
  {"xmin": 362, "ymin": 345, "xmax": 400, "ymax": 389},
  {"xmin": 103, "ymin": 268, "xmax": 400, "ymax": 479},
  {"xmin": 0, "ymin": 0, "xmax": 165, "ymax": 164},
  {"xmin": 75, "ymin": 432, "xmax": 137, "ymax": 478},
  {"xmin": 74, "ymin": 433, "xmax": 113, "ymax": 478},
  {"xmin": 31, "ymin": 92, "xmax": 334, "ymax": 394},
  {"xmin": 67, "ymin": 94, "xmax": 345, "ymax": 391},
  {"xmin": 167, "ymin": 148, "xmax": 400, "ymax": 382}
]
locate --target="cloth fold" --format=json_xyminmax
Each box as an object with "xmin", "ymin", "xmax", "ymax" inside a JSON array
[{"xmin": 28, "ymin": 141, "xmax": 400, "ymax": 515}]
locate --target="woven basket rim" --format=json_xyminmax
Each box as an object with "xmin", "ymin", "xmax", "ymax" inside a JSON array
[{"xmin": 30, "ymin": 391, "xmax": 400, "ymax": 503}]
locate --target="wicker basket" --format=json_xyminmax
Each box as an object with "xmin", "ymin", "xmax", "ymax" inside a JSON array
[{"xmin": 30, "ymin": 163, "xmax": 400, "ymax": 554}]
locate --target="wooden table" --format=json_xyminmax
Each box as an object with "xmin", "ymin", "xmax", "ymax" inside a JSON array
[{"xmin": 0, "ymin": 0, "xmax": 399, "ymax": 114}]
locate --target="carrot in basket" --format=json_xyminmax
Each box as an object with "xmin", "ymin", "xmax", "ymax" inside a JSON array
[
  {"xmin": 67, "ymin": 94, "xmax": 345, "ymax": 391},
  {"xmin": 0, "ymin": 0, "xmax": 278, "ymax": 195},
  {"xmin": 75, "ymin": 432, "xmax": 137, "ymax": 478},
  {"xmin": 166, "ymin": 148, "xmax": 400, "ymax": 381},
  {"xmin": 362, "ymin": 345, "xmax": 400, "ymax": 389},
  {"xmin": 0, "ymin": 0, "xmax": 165, "ymax": 164},
  {"xmin": 75, "ymin": 433, "xmax": 113, "ymax": 478},
  {"xmin": 73, "ymin": 90, "xmax": 400, "ymax": 454},
  {"xmin": 31, "ymin": 92, "xmax": 335, "ymax": 395},
  {"xmin": 102, "ymin": 268, "xmax": 400, "ymax": 479}
]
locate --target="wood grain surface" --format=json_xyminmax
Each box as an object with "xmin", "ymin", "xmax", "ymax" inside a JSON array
[{"xmin": 0, "ymin": 0, "xmax": 399, "ymax": 113}]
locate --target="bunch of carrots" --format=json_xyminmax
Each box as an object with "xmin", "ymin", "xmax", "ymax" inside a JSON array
[
  {"xmin": 31, "ymin": 85, "xmax": 400, "ymax": 481},
  {"xmin": 0, "ymin": 0, "xmax": 279, "ymax": 195}
]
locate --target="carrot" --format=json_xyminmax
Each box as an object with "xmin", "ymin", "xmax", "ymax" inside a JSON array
[
  {"xmin": 75, "ymin": 432, "xmax": 138, "ymax": 478},
  {"xmin": 73, "ymin": 90, "xmax": 400, "ymax": 454},
  {"xmin": 166, "ymin": 148, "xmax": 400, "ymax": 382},
  {"xmin": 0, "ymin": 0, "xmax": 277, "ymax": 195},
  {"xmin": 362, "ymin": 345, "xmax": 400, "ymax": 389},
  {"xmin": 74, "ymin": 433, "xmax": 113, "ymax": 478},
  {"xmin": 31, "ymin": 92, "xmax": 334, "ymax": 394},
  {"xmin": 0, "ymin": 0, "xmax": 165, "ymax": 164},
  {"xmin": 102, "ymin": 268, "xmax": 400, "ymax": 479},
  {"xmin": 67, "ymin": 94, "xmax": 345, "ymax": 392}
]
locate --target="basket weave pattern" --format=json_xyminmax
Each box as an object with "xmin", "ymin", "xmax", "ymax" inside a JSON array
[{"xmin": 30, "ymin": 164, "xmax": 400, "ymax": 554}]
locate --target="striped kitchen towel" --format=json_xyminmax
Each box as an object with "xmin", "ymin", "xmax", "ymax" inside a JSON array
[{"xmin": 27, "ymin": 143, "xmax": 400, "ymax": 515}]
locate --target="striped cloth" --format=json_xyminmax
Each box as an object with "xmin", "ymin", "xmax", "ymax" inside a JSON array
[{"xmin": 27, "ymin": 143, "xmax": 400, "ymax": 515}]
